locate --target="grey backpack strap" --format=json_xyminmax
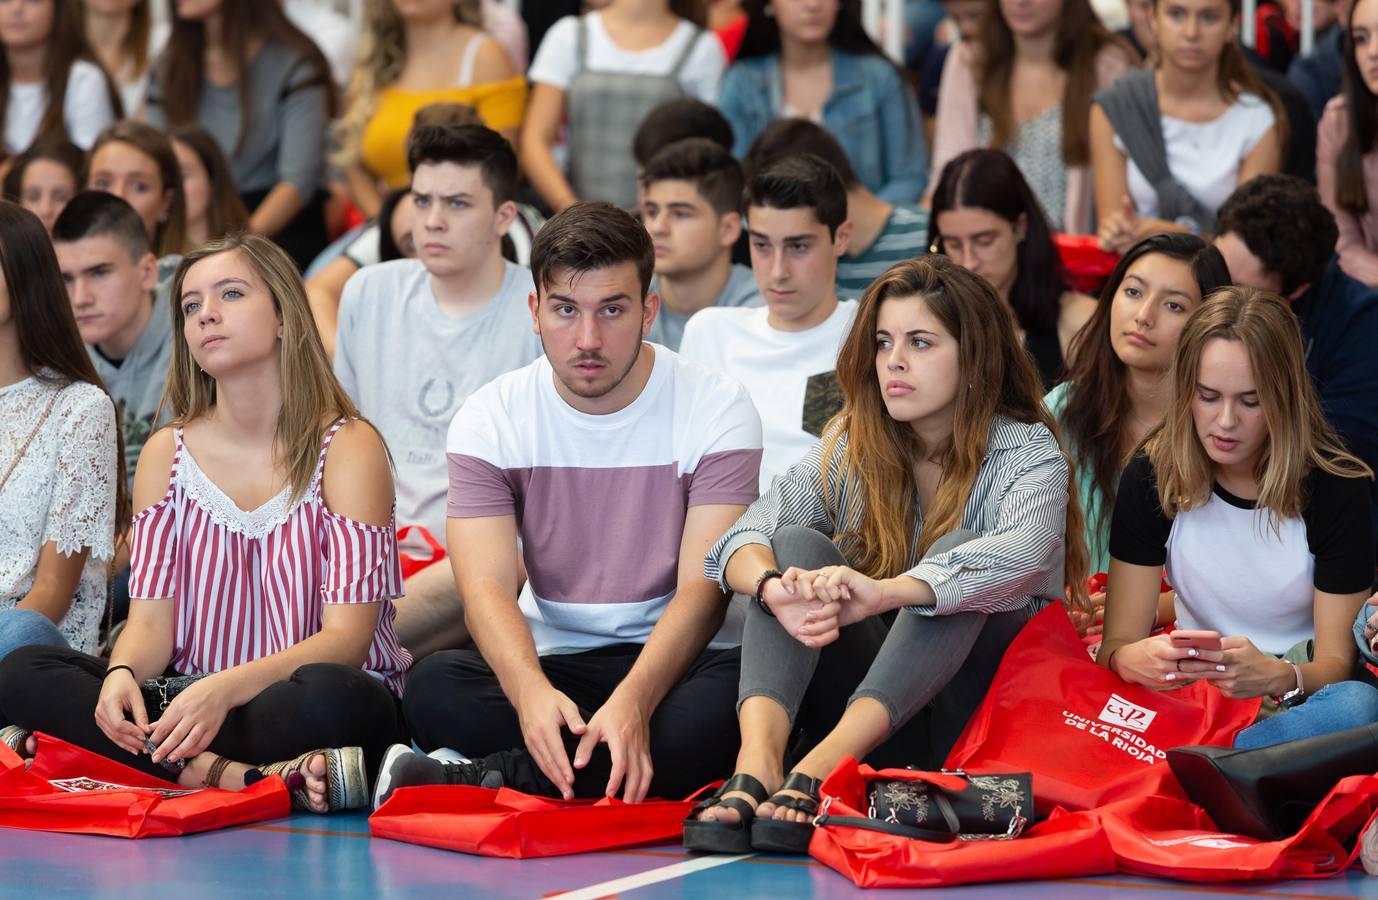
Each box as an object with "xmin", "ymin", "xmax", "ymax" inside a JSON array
[
  {"xmin": 1096, "ymin": 70, "xmax": 1213, "ymax": 233},
  {"xmin": 668, "ymin": 25, "xmax": 703, "ymax": 78},
  {"xmin": 576, "ymin": 15, "xmax": 589, "ymax": 70}
]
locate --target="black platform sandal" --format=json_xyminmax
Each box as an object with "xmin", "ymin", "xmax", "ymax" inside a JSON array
[
  {"xmin": 682, "ymin": 773, "xmax": 769, "ymax": 854},
  {"xmin": 750, "ymin": 771, "xmax": 823, "ymax": 854}
]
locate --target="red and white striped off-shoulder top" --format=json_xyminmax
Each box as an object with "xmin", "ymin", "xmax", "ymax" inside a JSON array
[{"xmin": 128, "ymin": 419, "xmax": 412, "ymax": 695}]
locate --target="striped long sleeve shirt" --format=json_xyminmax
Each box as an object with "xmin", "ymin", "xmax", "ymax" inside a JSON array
[{"xmin": 703, "ymin": 415, "xmax": 1072, "ymax": 616}]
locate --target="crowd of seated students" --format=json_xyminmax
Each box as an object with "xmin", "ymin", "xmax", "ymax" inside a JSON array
[{"xmin": 2, "ymin": 0, "xmax": 1378, "ymax": 863}]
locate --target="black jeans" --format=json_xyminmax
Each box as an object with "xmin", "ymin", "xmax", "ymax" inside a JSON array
[
  {"xmin": 0, "ymin": 645, "xmax": 405, "ymax": 781},
  {"xmin": 404, "ymin": 643, "xmax": 741, "ymax": 800}
]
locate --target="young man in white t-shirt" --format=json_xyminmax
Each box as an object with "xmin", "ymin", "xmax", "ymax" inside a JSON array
[
  {"xmin": 374, "ymin": 202, "xmax": 762, "ymax": 806},
  {"xmin": 334, "ymin": 124, "xmax": 542, "ymax": 660},
  {"xmin": 641, "ymin": 138, "xmax": 761, "ymax": 350},
  {"xmin": 680, "ymin": 154, "xmax": 858, "ymax": 492}
]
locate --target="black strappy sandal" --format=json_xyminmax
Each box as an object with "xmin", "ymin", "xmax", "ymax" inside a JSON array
[
  {"xmin": 682, "ymin": 773, "xmax": 769, "ymax": 854},
  {"xmin": 750, "ymin": 771, "xmax": 823, "ymax": 854}
]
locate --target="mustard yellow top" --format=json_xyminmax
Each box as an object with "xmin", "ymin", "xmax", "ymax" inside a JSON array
[{"xmin": 359, "ymin": 76, "xmax": 528, "ymax": 188}]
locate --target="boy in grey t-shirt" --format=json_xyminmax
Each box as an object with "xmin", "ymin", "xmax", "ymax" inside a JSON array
[
  {"xmin": 640, "ymin": 139, "xmax": 762, "ymax": 350},
  {"xmin": 54, "ymin": 191, "xmax": 171, "ymax": 488},
  {"xmin": 334, "ymin": 125, "xmax": 542, "ymax": 660}
]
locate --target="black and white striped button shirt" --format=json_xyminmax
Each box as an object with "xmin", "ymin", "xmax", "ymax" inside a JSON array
[{"xmin": 703, "ymin": 415, "xmax": 1072, "ymax": 615}]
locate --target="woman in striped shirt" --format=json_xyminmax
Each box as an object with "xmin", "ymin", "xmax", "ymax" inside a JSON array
[
  {"xmin": 684, "ymin": 255, "xmax": 1088, "ymax": 854},
  {"xmin": 0, "ymin": 234, "xmax": 410, "ymax": 814}
]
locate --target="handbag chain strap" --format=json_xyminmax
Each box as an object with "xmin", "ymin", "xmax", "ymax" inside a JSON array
[{"xmin": 0, "ymin": 387, "xmax": 61, "ymax": 496}]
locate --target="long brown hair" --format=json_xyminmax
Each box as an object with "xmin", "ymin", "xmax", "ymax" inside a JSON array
[
  {"xmin": 164, "ymin": 234, "xmax": 370, "ymax": 506},
  {"xmin": 1, "ymin": 199, "xmax": 128, "ymax": 534},
  {"xmin": 89, "ymin": 0, "xmax": 153, "ymax": 81},
  {"xmin": 334, "ymin": 0, "xmax": 486, "ymax": 166},
  {"xmin": 167, "ymin": 124, "xmax": 249, "ymax": 243},
  {"xmin": 825, "ymin": 256, "xmax": 1089, "ymax": 609},
  {"xmin": 978, "ymin": 0, "xmax": 1134, "ymax": 166},
  {"xmin": 87, "ymin": 120, "xmax": 189, "ymax": 257},
  {"xmin": 1336, "ymin": 0, "xmax": 1377, "ymax": 214},
  {"xmin": 159, "ymin": 0, "xmax": 335, "ymax": 154},
  {"xmin": 1147, "ymin": 287, "xmax": 1370, "ymax": 527},
  {"xmin": 0, "ymin": 0, "xmax": 122, "ymax": 152},
  {"xmin": 1149, "ymin": 0, "xmax": 1289, "ymax": 154},
  {"xmin": 1061, "ymin": 234, "xmax": 1231, "ymax": 546}
]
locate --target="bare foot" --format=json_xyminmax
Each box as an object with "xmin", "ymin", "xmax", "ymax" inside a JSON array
[
  {"xmin": 300, "ymin": 753, "xmax": 329, "ymax": 813},
  {"xmin": 22, "ymin": 735, "xmax": 35, "ymax": 770},
  {"xmin": 757, "ymin": 768, "xmax": 826, "ymax": 824},
  {"xmin": 695, "ymin": 751, "xmax": 782, "ymax": 826}
]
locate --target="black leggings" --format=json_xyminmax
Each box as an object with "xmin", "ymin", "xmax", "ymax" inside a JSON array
[{"xmin": 0, "ymin": 645, "xmax": 405, "ymax": 781}]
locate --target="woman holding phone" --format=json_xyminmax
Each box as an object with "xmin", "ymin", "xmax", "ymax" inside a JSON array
[{"xmin": 1098, "ymin": 286, "xmax": 1378, "ymax": 749}]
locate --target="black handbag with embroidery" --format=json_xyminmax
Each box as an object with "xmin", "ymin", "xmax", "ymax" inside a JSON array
[{"xmin": 814, "ymin": 770, "xmax": 1033, "ymax": 843}]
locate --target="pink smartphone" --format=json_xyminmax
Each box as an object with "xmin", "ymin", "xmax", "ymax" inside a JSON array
[{"xmin": 1170, "ymin": 630, "xmax": 1222, "ymax": 652}]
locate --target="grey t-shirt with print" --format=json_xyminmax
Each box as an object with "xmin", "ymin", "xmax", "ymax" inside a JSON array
[{"xmin": 334, "ymin": 258, "xmax": 542, "ymax": 545}]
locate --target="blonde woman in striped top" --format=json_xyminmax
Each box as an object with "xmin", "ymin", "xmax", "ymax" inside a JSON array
[
  {"xmin": 0, "ymin": 234, "xmax": 410, "ymax": 814},
  {"xmin": 684, "ymin": 255, "xmax": 1088, "ymax": 854}
]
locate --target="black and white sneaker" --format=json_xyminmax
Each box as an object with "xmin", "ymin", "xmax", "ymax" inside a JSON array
[{"xmin": 372, "ymin": 744, "xmax": 501, "ymax": 810}]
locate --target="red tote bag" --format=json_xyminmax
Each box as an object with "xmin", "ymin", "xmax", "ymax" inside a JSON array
[
  {"xmin": 808, "ymin": 758, "xmax": 1116, "ymax": 889},
  {"xmin": 1095, "ymin": 774, "xmax": 1378, "ymax": 882},
  {"xmin": 369, "ymin": 784, "xmax": 710, "ymax": 858},
  {"xmin": 946, "ymin": 605, "xmax": 1261, "ymax": 813},
  {"xmin": 0, "ymin": 733, "xmax": 289, "ymax": 838},
  {"xmin": 397, "ymin": 525, "xmax": 446, "ymax": 579}
]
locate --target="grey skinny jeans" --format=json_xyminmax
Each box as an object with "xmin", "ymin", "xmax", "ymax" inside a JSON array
[{"xmin": 738, "ymin": 526, "xmax": 1033, "ymax": 767}]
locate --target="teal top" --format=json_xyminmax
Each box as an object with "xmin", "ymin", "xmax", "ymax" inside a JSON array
[{"xmin": 1045, "ymin": 381, "xmax": 1111, "ymax": 574}]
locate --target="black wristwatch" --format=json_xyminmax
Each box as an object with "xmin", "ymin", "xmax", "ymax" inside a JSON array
[{"xmin": 753, "ymin": 568, "xmax": 783, "ymax": 616}]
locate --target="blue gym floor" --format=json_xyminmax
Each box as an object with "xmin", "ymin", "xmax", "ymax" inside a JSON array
[{"xmin": 3, "ymin": 811, "xmax": 1378, "ymax": 899}]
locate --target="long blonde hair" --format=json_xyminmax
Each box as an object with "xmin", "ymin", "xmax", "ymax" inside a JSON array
[
  {"xmin": 334, "ymin": 0, "xmax": 484, "ymax": 166},
  {"xmin": 824, "ymin": 256, "xmax": 1090, "ymax": 610},
  {"xmin": 163, "ymin": 234, "xmax": 370, "ymax": 506},
  {"xmin": 1147, "ymin": 286, "xmax": 1370, "ymax": 527}
]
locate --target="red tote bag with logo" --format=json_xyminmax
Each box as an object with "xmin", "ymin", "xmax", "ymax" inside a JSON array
[
  {"xmin": 808, "ymin": 758, "xmax": 1116, "ymax": 889},
  {"xmin": 369, "ymin": 784, "xmax": 710, "ymax": 858},
  {"xmin": 0, "ymin": 733, "xmax": 289, "ymax": 838},
  {"xmin": 945, "ymin": 605, "xmax": 1260, "ymax": 814},
  {"xmin": 1094, "ymin": 774, "xmax": 1378, "ymax": 881}
]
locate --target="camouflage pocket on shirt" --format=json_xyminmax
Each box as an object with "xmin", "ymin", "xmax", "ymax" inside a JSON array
[{"xmin": 802, "ymin": 371, "xmax": 844, "ymax": 438}]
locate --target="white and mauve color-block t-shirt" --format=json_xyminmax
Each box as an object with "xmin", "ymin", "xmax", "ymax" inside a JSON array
[{"xmin": 446, "ymin": 345, "xmax": 763, "ymax": 655}]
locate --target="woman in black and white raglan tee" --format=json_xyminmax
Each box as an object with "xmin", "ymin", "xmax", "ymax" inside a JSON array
[{"xmin": 1099, "ymin": 287, "xmax": 1378, "ymax": 750}]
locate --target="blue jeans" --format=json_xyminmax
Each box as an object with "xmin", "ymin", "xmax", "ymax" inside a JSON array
[
  {"xmin": 0, "ymin": 609, "xmax": 68, "ymax": 664},
  {"xmin": 1232, "ymin": 680, "xmax": 1378, "ymax": 749}
]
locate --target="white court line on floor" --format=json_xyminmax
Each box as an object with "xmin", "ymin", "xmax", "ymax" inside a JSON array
[{"xmin": 551, "ymin": 853, "xmax": 753, "ymax": 900}]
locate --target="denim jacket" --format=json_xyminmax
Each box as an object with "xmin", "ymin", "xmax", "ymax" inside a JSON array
[{"xmin": 719, "ymin": 50, "xmax": 929, "ymax": 204}]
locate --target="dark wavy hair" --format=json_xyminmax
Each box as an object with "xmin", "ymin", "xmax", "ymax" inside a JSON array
[
  {"xmin": 1333, "ymin": 0, "xmax": 1377, "ymax": 216},
  {"xmin": 1060, "ymin": 233, "xmax": 1231, "ymax": 546},
  {"xmin": 927, "ymin": 149, "xmax": 1063, "ymax": 336},
  {"xmin": 736, "ymin": 0, "xmax": 886, "ymax": 59},
  {"xmin": 1, "ymin": 199, "xmax": 128, "ymax": 534}
]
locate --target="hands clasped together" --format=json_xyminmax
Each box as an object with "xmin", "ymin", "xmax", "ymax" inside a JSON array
[
  {"xmin": 760, "ymin": 565, "xmax": 888, "ymax": 649},
  {"xmin": 95, "ymin": 670, "xmax": 233, "ymax": 766}
]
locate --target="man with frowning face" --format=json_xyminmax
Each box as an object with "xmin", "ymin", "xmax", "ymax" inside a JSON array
[{"xmin": 376, "ymin": 202, "xmax": 764, "ymax": 810}]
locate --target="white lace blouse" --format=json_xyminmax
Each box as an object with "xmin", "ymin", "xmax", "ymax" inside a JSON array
[{"xmin": 0, "ymin": 373, "xmax": 118, "ymax": 653}]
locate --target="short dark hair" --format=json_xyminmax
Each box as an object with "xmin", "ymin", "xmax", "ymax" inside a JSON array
[
  {"xmin": 641, "ymin": 138, "xmax": 745, "ymax": 217},
  {"xmin": 1215, "ymin": 175, "xmax": 1338, "ymax": 295},
  {"xmin": 51, "ymin": 190, "xmax": 151, "ymax": 260},
  {"xmin": 745, "ymin": 154, "xmax": 848, "ymax": 237},
  {"xmin": 406, "ymin": 123, "xmax": 517, "ymax": 205},
  {"xmin": 632, "ymin": 98, "xmax": 734, "ymax": 167},
  {"xmin": 742, "ymin": 119, "xmax": 859, "ymax": 188},
  {"xmin": 531, "ymin": 201, "xmax": 654, "ymax": 300}
]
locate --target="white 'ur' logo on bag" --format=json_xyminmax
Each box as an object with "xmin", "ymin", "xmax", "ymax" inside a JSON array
[{"xmin": 1098, "ymin": 694, "xmax": 1157, "ymax": 733}]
